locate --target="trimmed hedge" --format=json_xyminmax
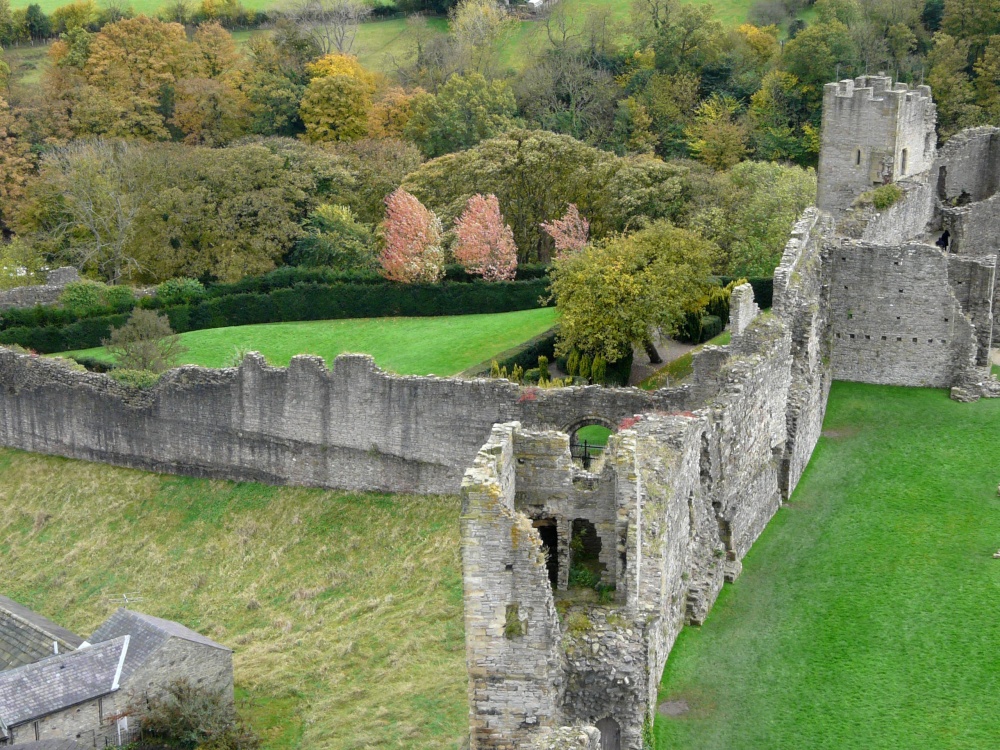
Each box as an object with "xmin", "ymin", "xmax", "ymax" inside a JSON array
[{"xmin": 0, "ymin": 278, "xmax": 551, "ymax": 354}]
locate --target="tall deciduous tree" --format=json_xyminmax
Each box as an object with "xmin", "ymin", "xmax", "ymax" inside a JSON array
[
  {"xmin": 281, "ymin": 0, "xmax": 371, "ymax": 55},
  {"xmin": 0, "ymin": 96, "xmax": 33, "ymax": 230},
  {"xmin": 540, "ymin": 203, "xmax": 589, "ymax": 258},
  {"xmin": 685, "ymin": 94, "xmax": 749, "ymax": 170},
  {"xmin": 404, "ymin": 72, "xmax": 516, "ymax": 157},
  {"xmin": 453, "ymin": 194, "xmax": 517, "ymax": 281},
  {"xmin": 927, "ymin": 32, "xmax": 981, "ymax": 138},
  {"xmin": 378, "ymin": 188, "xmax": 444, "ymax": 283},
  {"xmin": 299, "ymin": 73, "xmax": 372, "ymax": 141},
  {"xmin": 550, "ymin": 221, "xmax": 715, "ymax": 362}
]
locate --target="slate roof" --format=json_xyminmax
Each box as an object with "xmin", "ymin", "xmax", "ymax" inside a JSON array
[
  {"xmin": 88, "ymin": 609, "xmax": 230, "ymax": 683},
  {"xmin": 0, "ymin": 596, "xmax": 83, "ymax": 672},
  {"xmin": 0, "ymin": 637, "xmax": 127, "ymax": 729}
]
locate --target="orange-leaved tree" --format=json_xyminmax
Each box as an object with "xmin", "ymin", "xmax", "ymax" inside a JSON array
[
  {"xmin": 541, "ymin": 203, "xmax": 589, "ymax": 259},
  {"xmin": 453, "ymin": 193, "xmax": 517, "ymax": 281},
  {"xmin": 378, "ymin": 188, "xmax": 444, "ymax": 283}
]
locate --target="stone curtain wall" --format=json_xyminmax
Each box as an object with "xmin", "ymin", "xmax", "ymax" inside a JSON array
[
  {"xmin": 461, "ymin": 266, "xmax": 835, "ymax": 748},
  {"xmin": 935, "ymin": 128, "xmax": 1000, "ymax": 203},
  {"xmin": 0, "ymin": 351, "xmax": 676, "ymax": 496},
  {"xmin": 0, "ymin": 267, "xmax": 80, "ymax": 313},
  {"xmin": 773, "ymin": 210, "xmax": 833, "ymax": 495},
  {"xmin": 827, "ymin": 242, "xmax": 980, "ymax": 386}
]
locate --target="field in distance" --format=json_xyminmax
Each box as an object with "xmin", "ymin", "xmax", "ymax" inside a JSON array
[{"xmin": 55, "ymin": 306, "xmax": 559, "ymax": 375}]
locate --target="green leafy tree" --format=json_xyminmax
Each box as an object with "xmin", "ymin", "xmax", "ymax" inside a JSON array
[
  {"xmin": 404, "ymin": 72, "xmax": 517, "ymax": 157},
  {"xmin": 299, "ymin": 73, "xmax": 371, "ymax": 142},
  {"xmin": 290, "ymin": 204, "xmax": 377, "ymax": 271},
  {"xmin": 103, "ymin": 308, "xmax": 188, "ymax": 374},
  {"xmin": 975, "ymin": 35, "xmax": 1000, "ymax": 123},
  {"xmin": 685, "ymin": 94, "xmax": 749, "ymax": 170},
  {"xmin": 550, "ymin": 221, "xmax": 715, "ymax": 362},
  {"xmin": 927, "ymin": 33, "xmax": 981, "ymax": 138},
  {"xmin": 780, "ymin": 20, "xmax": 857, "ymax": 112},
  {"xmin": 687, "ymin": 160, "xmax": 817, "ymax": 276}
]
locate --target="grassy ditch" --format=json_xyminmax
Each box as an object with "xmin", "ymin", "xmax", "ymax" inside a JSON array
[{"xmin": 655, "ymin": 382, "xmax": 1000, "ymax": 749}]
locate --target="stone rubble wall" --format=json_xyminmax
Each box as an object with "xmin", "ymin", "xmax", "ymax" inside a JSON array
[
  {"xmin": 826, "ymin": 241, "xmax": 981, "ymax": 387},
  {"xmin": 935, "ymin": 127, "xmax": 1000, "ymax": 203},
  {"xmin": 461, "ymin": 423, "xmax": 569, "ymax": 750},
  {"xmin": 0, "ymin": 350, "xmax": 680, "ymax": 496},
  {"xmin": 0, "ymin": 267, "xmax": 80, "ymax": 313}
]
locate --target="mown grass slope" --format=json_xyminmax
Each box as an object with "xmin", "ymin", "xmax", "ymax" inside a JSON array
[
  {"xmin": 57, "ymin": 307, "xmax": 559, "ymax": 375},
  {"xmin": 0, "ymin": 450, "xmax": 467, "ymax": 749},
  {"xmin": 655, "ymin": 382, "xmax": 1000, "ymax": 749}
]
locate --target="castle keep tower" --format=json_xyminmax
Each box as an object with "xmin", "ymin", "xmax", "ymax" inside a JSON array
[{"xmin": 818, "ymin": 75, "xmax": 937, "ymax": 214}]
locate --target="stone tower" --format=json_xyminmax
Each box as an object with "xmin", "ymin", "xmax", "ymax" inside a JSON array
[{"xmin": 817, "ymin": 75, "xmax": 937, "ymax": 214}]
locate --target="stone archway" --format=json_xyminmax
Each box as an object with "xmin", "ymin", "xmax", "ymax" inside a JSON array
[
  {"xmin": 595, "ymin": 717, "xmax": 621, "ymax": 750},
  {"xmin": 563, "ymin": 417, "xmax": 616, "ymax": 470}
]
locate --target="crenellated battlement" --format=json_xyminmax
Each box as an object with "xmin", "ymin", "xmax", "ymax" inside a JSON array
[{"xmin": 818, "ymin": 75, "xmax": 937, "ymax": 215}]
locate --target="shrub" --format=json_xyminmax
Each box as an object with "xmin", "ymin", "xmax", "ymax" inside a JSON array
[
  {"xmin": 566, "ymin": 349, "xmax": 579, "ymax": 376},
  {"xmin": 60, "ymin": 281, "xmax": 108, "ymax": 315},
  {"xmin": 103, "ymin": 309, "xmax": 187, "ymax": 374},
  {"xmin": 578, "ymin": 353, "xmax": 591, "ymax": 380},
  {"xmin": 104, "ymin": 285, "xmax": 135, "ymax": 312},
  {"xmin": 604, "ymin": 351, "xmax": 633, "ymax": 387},
  {"xmin": 156, "ymin": 278, "xmax": 206, "ymax": 306},
  {"xmin": 136, "ymin": 678, "xmax": 260, "ymax": 750},
  {"xmin": 290, "ymin": 204, "xmax": 377, "ymax": 272},
  {"xmin": 108, "ymin": 369, "xmax": 161, "ymax": 389},
  {"xmin": 537, "ymin": 355, "xmax": 550, "ymax": 382},
  {"xmin": 862, "ymin": 183, "xmax": 905, "ymax": 211},
  {"xmin": 591, "ymin": 354, "xmax": 607, "ymax": 384}
]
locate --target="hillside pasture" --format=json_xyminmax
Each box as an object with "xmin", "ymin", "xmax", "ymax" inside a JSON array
[
  {"xmin": 56, "ymin": 307, "xmax": 560, "ymax": 375},
  {"xmin": 0, "ymin": 449, "xmax": 467, "ymax": 749},
  {"xmin": 655, "ymin": 382, "xmax": 1000, "ymax": 750}
]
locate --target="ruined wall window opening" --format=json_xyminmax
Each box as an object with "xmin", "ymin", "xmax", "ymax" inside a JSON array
[
  {"xmin": 504, "ymin": 603, "xmax": 524, "ymax": 638},
  {"xmin": 532, "ymin": 519, "xmax": 559, "ymax": 588},
  {"xmin": 569, "ymin": 518, "xmax": 605, "ymax": 588},
  {"xmin": 568, "ymin": 421, "xmax": 613, "ymax": 470},
  {"xmin": 900, "ymin": 148, "xmax": 908, "ymax": 175},
  {"xmin": 856, "ymin": 149, "xmax": 862, "ymax": 166}
]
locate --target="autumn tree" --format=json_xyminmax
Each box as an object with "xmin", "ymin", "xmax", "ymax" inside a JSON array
[
  {"xmin": 453, "ymin": 194, "xmax": 517, "ymax": 281},
  {"xmin": 329, "ymin": 138, "xmax": 423, "ymax": 223},
  {"xmin": 404, "ymin": 72, "xmax": 516, "ymax": 157},
  {"xmin": 0, "ymin": 96, "xmax": 33, "ymax": 230},
  {"xmin": 84, "ymin": 16, "xmax": 195, "ymax": 139},
  {"xmin": 300, "ymin": 73, "xmax": 371, "ymax": 141},
  {"xmin": 281, "ymin": 0, "xmax": 372, "ymax": 55},
  {"xmin": 172, "ymin": 76, "xmax": 248, "ymax": 145},
  {"xmin": 378, "ymin": 188, "xmax": 444, "ymax": 283},
  {"xmin": 685, "ymin": 94, "xmax": 749, "ymax": 170},
  {"xmin": 18, "ymin": 139, "xmax": 148, "ymax": 284},
  {"xmin": 193, "ymin": 21, "xmax": 241, "ymax": 78},
  {"xmin": 449, "ymin": 0, "xmax": 512, "ymax": 78},
  {"xmin": 541, "ymin": 203, "xmax": 590, "ymax": 258},
  {"xmin": 550, "ymin": 221, "xmax": 715, "ymax": 363},
  {"xmin": 975, "ymin": 35, "xmax": 1000, "ymax": 122}
]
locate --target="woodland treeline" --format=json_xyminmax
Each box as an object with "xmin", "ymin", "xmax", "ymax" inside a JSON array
[{"xmin": 0, "ymin": 0, "xmax": 995, "ymax": 289}]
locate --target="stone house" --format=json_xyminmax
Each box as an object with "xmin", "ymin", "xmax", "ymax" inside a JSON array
[
  {"xmin": 0, "ymin": 597, "xmax": 83, "ymax": 672},
  {"xmin": 0, "ymin": 608, "xmax": 233, "ymax": 748}
]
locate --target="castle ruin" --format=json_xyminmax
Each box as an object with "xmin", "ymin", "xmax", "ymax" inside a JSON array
[{"xmin": 0, "ymin": 76, "xmax": 995, "ymax": 750}]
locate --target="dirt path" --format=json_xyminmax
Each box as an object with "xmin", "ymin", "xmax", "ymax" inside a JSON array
[{"xmin": 628, "ymin": 335, "xmax": 697, "ymax": 387}]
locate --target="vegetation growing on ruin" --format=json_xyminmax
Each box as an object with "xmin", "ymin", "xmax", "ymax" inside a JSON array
[
  {"xmin": 0, "ymin": 448, "xmax": 467, "ymax": 749},
  {"xmin": 655, "ymin": 382, "xmax": 1000, "ymax": 749},
  {"xmin": 859, "ymin": 183, "xmax": 905, "ymax": 212},
  {"xmin": 55, "ymin": 307, "xmax": 559, "ymax": 375}
]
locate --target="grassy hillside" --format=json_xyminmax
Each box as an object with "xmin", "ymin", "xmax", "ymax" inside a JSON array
[
  {"xmin": 56, "ymin": 307, "xmax": 559, "ymax": 375},
  {"xmin": 0, "ymin": 449, "xmax": 467, "ymax": 749},
  {"xmin": 655, "ymin": 382, "xmax": 1000, "ymax": 749}
]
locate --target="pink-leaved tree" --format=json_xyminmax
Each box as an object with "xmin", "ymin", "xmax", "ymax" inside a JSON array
[
  {"xmin": 378, "ymin": 188, "xmax": 445, "ymax": 283},
  {"xmin": 452, "ymin": 194, "xmax": 518, "ymax": 282},
  {"xmin": 541, "ymin": 203, "xmax": 590, "ymax": 258}
]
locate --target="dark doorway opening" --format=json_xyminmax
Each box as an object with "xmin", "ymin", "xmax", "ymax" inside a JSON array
[
  {"xmin": 533, "ymin": 519, "xmax": 559, "ymax": 587},
  {"xmin": 570, "ymin": 519, "xmax": 605, "ymax": 588},
  {"xmin": 596, "ymin": 717, "xmax": 621, "ymax": 750}
]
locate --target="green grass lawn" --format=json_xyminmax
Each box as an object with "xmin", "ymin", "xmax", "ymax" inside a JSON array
[
  {"xmin": 655, "ymin": 382, "xmax": 1000, "ymax": 749},
  {"xmin": 56, "ymin": 307, "xmax": 559, "ymax": 376},
  {"xmin": 0, "ymin": 449, "xmax": 466, "ymax": 749}
]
